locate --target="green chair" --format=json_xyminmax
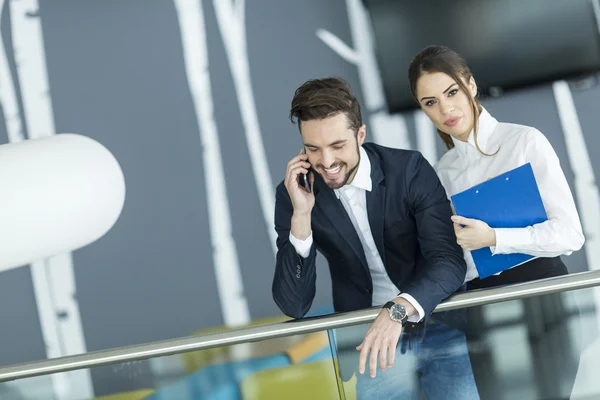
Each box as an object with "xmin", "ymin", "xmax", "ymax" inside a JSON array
[
  {"xmin": 89, "ymin": 389, "xmax": 155, "ymax": 400},
  {"xmin": 240, "ymin": 359, "xmax": 346, "ymax": 400}
]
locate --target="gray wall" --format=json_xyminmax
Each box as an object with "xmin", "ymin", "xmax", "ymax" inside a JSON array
[{"xmin": 0, "ymin": 0, "xmax": 597, "ymax": 396}]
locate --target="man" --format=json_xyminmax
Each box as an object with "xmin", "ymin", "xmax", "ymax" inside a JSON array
[{"xmin": 272, "ymin": 77, "xmax": 477, "ymax": 398}]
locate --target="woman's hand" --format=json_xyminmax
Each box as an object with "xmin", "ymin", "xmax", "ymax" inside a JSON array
[{"xmin": 451, "ymin": 215, "xmax": 496, "ymax": 251}]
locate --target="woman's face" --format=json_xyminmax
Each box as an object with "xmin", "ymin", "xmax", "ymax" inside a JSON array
[{"xmin": 415, "ymin": 72, "xmax": 477, "ymax": 142}]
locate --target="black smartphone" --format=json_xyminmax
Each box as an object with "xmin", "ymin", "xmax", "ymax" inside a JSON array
[{"xmin": 298, "ymin": 148, "xmax": 312, "ymax": 193}]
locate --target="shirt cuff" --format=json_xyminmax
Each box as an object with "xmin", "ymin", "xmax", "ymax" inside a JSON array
[
  {"xmin": 397, "ymin": 293, "xmax": 425, "ymax": 323},
  {"xmin": 492, "ymin": 227, "xmax": 530, "ymax": 255},
  {"xmin": 288, "ymin": 231, "xmax": 313, "ymax": 258}
]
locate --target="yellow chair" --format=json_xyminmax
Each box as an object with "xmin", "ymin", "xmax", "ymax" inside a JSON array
[
  {"xmin": 240, "ymin": 359, "xmax": 347, "ymax": 400},
  {"xmin": 181, "ymin": 315, "xmax": 292, "ymax": 374},
  {"xmin": 284, "ymin": 330, "xmax": 329, "ymax": 363},
  {"xmin": 89, "ymin": 389, "xmax": 154, "ymax": 400}
]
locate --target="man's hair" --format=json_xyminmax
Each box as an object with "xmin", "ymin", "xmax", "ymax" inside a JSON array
[{"xmin": 289, "ymin": 77, "xmax": 362, "ymax": 134}]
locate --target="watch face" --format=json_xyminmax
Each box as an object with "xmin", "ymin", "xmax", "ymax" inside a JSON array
[{"xmin": 390, "ymin": 304, "xmax": 407, "ymax": 322}]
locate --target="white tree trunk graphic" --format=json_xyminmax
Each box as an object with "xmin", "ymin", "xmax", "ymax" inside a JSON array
[
  {"xmin": 553, "ymin": 81, "xmax": 600, "ymax": 303},
  {"xmin": 414, "ymin": 110, "xmax": 438, "ymax": 164},
  {"xmin": 174, "ymin": 0, "xmax": 250, "ymax": 326},
  {"xmin": 0, "ymin": 0, "xmax": 23, "ymax": 144},
  {"xmin": 8, "ymin": 1, "xmax": 93, "ymax": 398},
  {"xmin": 317, "ymin": 0, "xmax": 411, "ymax": 150},
  {"xmin": 213, "ymin": 0, "xmax": 277, "ymax": 256}
]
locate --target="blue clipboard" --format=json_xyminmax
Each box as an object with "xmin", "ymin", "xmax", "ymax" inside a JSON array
[{"xmin": 450, "ymin": 163, "xmax": 548, "ymax": 279}]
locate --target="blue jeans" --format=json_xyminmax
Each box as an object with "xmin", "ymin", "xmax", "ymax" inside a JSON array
[{"xmin": 339, "ymin": 322, "xmax": 480, "ymax": 399}]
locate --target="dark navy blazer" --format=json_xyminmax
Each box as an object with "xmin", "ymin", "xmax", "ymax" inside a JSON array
[{"xmin": 272, "ymin": 143, "xmax": 466, "ymax": 319}]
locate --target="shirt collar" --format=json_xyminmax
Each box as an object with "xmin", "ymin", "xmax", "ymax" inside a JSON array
[
  {"xmin": 452, "ymin": 107, "xmax": 498, "ymax": 157},
  {"xmin": 333, "ymin": 146, "xmax": 372, "ymax": 199}
]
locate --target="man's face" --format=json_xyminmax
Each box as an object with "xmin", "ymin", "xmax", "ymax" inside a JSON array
[{"xmin": 300, "ymin": 112, "xmax": 366, "ymax": 189}]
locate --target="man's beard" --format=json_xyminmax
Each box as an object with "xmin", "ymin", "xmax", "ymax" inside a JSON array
[
  {"xmin": 324, "ymin": 161, "xmax": 359, "ymax": 189},
  {"xmin": 323, "ymin": 142, "xmax": 361, "ymax": 189}
]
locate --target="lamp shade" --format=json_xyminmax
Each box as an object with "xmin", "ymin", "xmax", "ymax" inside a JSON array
[{"xmin": 0, "ymin": 133, "xmax": 126, "ymax": 272}]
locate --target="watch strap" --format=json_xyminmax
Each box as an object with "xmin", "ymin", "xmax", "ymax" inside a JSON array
[{"xmin": 382, "ymin": 301, "xmax": 396, "ymax": 310}]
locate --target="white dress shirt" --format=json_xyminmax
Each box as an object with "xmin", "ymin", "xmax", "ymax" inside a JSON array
[
  {"xmin": 289, "ymin": 146, "xmax": 424, "ymax": 322},
  {"xmin": 435, "ymin": 107, "xmax": 585, "ymax": 283}
]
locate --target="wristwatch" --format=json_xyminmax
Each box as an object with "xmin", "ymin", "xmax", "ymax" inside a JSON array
[{"xmin": 383, "ymin": 301, "xmax": 408, "ymax": 324}]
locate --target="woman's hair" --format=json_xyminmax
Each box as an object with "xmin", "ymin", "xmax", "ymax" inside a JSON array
[{"xmin": 408, "ymin": 45, "xmax": 492, "ymax": 155}]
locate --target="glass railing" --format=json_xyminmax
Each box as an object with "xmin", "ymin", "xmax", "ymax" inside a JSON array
[
  {"xmin": 332, "ymin": 284, "xmax": 598, "ymax": 400},
  {"xmin": 0, "ymin": 331, "xmax": 341, "ymax": 400},
  {"xmin": 1, "ymin": 270, "xmax": 600, "ymax": 399}
]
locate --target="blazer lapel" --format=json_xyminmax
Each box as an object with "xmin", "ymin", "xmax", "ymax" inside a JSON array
[
  {"xmin": 314, "ymin": 179, "xmax": 369, "ymax": 271},
  {"xmin": 366, "ymin": 154, "xmax": 386, "ymax": 265}
]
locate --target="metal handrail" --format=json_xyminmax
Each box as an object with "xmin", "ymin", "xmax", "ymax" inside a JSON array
[{"xmin": 1, "ymin": 269, "xmax": 599, "ymax": 382}]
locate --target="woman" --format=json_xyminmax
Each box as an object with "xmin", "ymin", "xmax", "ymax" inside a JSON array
[{"xmin": 408, "ymin": 45, "xmax": 585, "ymax": 290}]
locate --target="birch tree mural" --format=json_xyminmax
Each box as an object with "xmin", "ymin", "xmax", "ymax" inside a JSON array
[
  {"xmin": 8, "ymin": 0, "xmax": 93, "ymax": 398},
  {"xmin": 213, "ymin": 0, "xmax": 277, "ymax": 256},
  {"xmin": 553, "ymin": 82, "xmax": 600, "ymax": 291},
  {"xmin": 0, "ymin": 0, "xmax": 23, "ymax": 144},
  {"xmin": 317, "ymin": 0, "xmax": 412, "ymax": 150},
  {"xmin": 414, "ymin": 110, "xmax": 438, "ymax": 164},
  {"xmin": 174, "ymin": 0, "xmax": 250, "ymax": 326}
]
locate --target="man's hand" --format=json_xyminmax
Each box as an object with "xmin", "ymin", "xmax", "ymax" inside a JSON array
[
  {"xmin": 451, "ymin": 215, "xmax": 496, "ymax": 251},
  {"xmin": 284, "ymin": 150, "xmax": 315, "ymax": 240},
  {"xmin": 356, "ymin": 298, "xmax": 415, "ymax": 378}
]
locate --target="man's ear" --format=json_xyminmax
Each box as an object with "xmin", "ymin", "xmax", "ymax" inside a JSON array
[{"xmin": 357, "ymin": 124, "xmax": 366, "ymax": 145}]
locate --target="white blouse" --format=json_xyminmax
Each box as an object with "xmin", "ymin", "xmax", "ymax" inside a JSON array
[{"xmin": 434, "ymin": 107, "xmax": 585, "ymax": 283}]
